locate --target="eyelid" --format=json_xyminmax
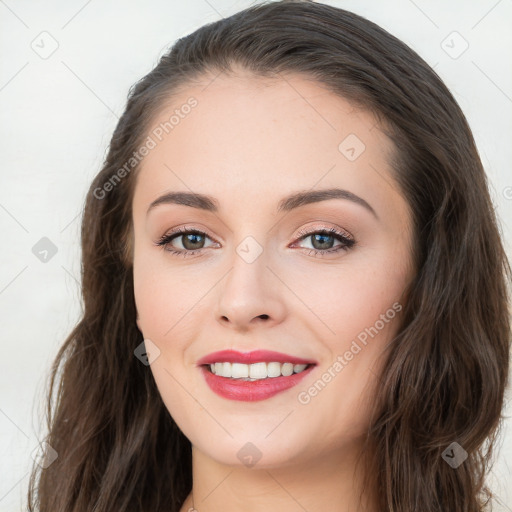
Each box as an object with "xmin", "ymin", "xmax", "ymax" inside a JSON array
[
  {"xmin": 160, "ymin": 224, "xmax": 219, "ymax": 242},
  {"xmin": 294, "ymin": 224, "xmax": 354, "ymax": 242}
]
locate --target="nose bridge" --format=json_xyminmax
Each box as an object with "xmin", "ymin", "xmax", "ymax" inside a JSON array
[{"xmin": 214, "ymin": 234, "xmax": 286, "ymax": 329}]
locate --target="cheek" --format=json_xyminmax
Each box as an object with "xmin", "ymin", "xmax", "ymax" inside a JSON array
[
  {"xmin": 293, "ymin": 251, "xmax": 406, "ymax": 344},
  {"xmin": 133, "ymin": 258, "xmax": 211, "ymax": 436},
  {"xmin": 133, "ymin": 246, "xmax": 194, "ymax": 337},
  {"xmin": 133, "ymin": 253, "xmax": 218, "ymax": 365},
  {"xmin": 133, "ymin": 260, "xmax": 167, "ymax": 335},
  {"xmin": 308, "ymin": 266, "xmax": 406, "ymax": 432}
]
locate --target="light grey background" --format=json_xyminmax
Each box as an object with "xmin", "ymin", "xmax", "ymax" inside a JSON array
[{"xmin": 0, "ymin": 0, "xmax": 511, "ymax": 510}]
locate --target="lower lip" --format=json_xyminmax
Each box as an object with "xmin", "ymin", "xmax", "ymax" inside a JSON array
[{"xmin": 200, "ymin": 365, "xmax": 315, "ymax": 402}]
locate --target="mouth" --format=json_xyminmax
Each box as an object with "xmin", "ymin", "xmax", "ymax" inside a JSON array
[
  {"xmin": 196, "ymin": 350, "xmax": 317, "ymax": 402},
  {"xmin": 203, "ymin": 361, "xmax": 314, "ymax": 380}
]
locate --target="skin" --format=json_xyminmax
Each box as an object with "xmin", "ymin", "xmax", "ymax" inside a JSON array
[{"xmin": 132, "ymin": 68, "xmax": 416, "ymax": 512}]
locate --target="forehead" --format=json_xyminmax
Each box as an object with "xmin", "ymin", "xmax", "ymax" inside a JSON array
[{"xmin": 133, "ymin": 71, "xmax": 402, "ymax": 219}]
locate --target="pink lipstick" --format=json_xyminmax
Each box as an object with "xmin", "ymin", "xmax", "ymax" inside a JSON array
[{"xmin": 197, "ymin": 349, "xmax": 317, "ymax": 402}]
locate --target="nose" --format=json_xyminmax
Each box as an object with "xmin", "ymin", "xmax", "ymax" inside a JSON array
[{"xmin": 214, "ymin": 250, "xmax": 287, "ymax": 332}]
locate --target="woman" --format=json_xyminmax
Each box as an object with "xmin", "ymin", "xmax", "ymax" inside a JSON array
[{"xmin": 27, "ymin": 1, "xmax": 511, "ymax": 511}]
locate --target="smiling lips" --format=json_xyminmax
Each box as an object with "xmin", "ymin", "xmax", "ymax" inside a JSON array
[{"xmin": 197, "ymin": 349, "xmax": 317, "ymax": 402}]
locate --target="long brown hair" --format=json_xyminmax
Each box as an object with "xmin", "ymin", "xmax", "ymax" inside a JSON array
[{"xmin": 27, "ymin": 1, "xmax": 511, "ymax": 510}]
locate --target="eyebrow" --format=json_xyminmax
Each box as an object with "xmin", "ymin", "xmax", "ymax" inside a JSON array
[{"xmin": 147, "ymin": 188, "xmax": 378, "ymax": 219}]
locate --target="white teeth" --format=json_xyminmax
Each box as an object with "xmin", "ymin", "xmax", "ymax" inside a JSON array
[
  {"xmin": 249, "ymin": 362, "xmax": 267, "ymax": 379},
  {"xmin": 231, "ymin": 363, "xmax": 249, "ymax": 378},
  {"xmin": 208, "ymin": 361, "xmax": 310, "ymax": 379},
  {"xmin": 222, "ymin": 362, "xmax": 232, "ymax": 377},
  {"xmin": 267, "ymin": 362, "xmax": 282, "ymax": 377},
  {"xmin": 281, "ymin": 362, "xmax": 294, "ymax": 376}
]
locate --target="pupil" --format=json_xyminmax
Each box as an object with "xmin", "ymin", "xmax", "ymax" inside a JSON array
[
  {"xmin": 312, "ymin": 233, "xmax": 334, "ymax": 250},
  {"xmin": 183, "ymin": 233, "xmax": 204, "ymax": 250}
]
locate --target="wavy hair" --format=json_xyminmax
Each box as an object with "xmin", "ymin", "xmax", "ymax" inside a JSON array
[{"xmin": 27, "ymin": 1, "xmax": 511, "ymax": 510}]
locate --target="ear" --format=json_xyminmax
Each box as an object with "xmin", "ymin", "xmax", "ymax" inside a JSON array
[{"xmin": 136, "ymin": 312, "xmax": 143, "ymax": 334}]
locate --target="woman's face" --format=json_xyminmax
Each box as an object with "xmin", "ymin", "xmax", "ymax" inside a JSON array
[{"xmin": 132, "ymin": 70, "xmax": 415, "ymax": 468}]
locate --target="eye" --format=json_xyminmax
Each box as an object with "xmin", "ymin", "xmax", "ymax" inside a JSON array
[
  {"xmin": 155, "ymin": 226, "xmax": 218, "ymax": 257},
  {"xmin": 292, "ymin": 227, "xmax": 355, "ymax": 257},
  {"xmin": 155, "ymin": 225, "xmax": 356, "ymax": 258}
]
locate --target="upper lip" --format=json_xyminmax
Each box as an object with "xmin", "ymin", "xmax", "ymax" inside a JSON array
[{"xmin": 196, "ymin": 349, "xmax": 317, "ymax": 366}]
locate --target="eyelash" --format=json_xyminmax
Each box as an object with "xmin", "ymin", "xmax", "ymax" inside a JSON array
[{"xmin": 155, "ymin": 225, "xmax": 356, "ymax": 258}]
